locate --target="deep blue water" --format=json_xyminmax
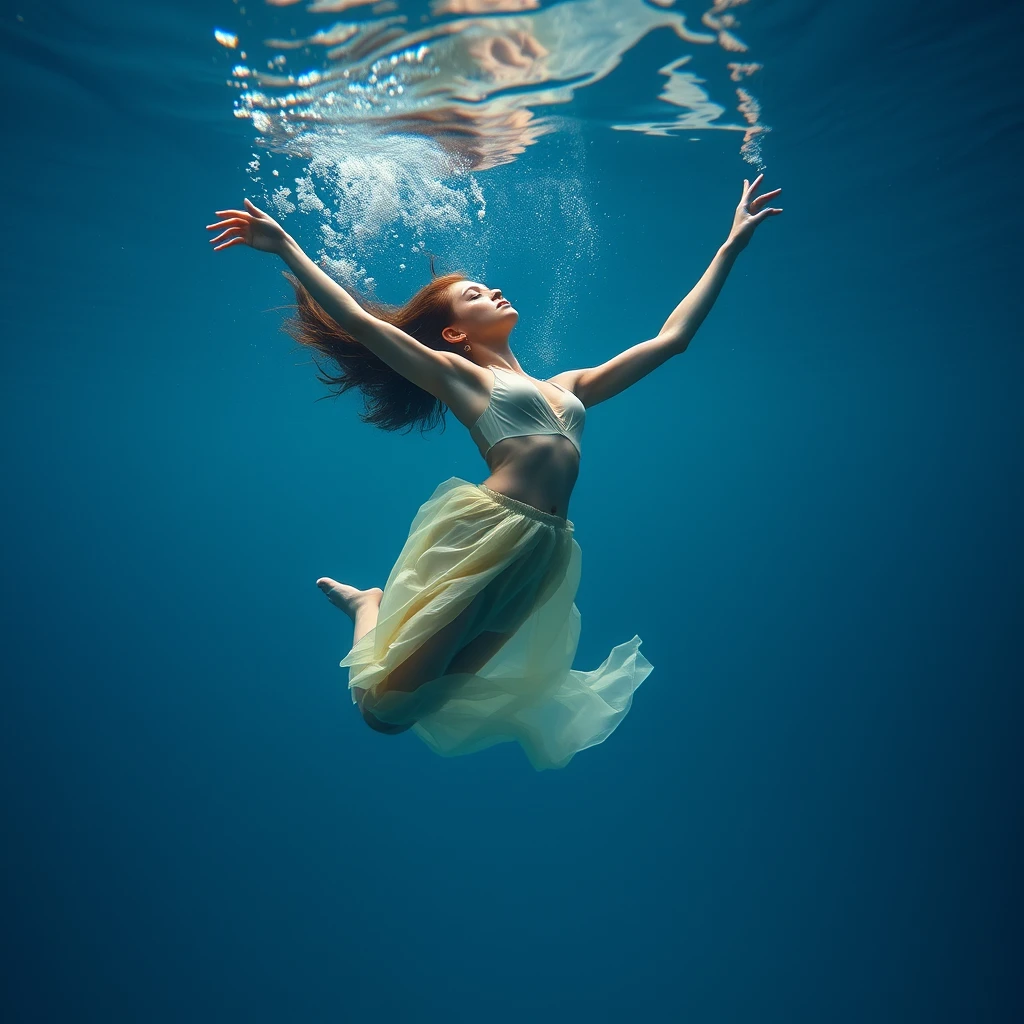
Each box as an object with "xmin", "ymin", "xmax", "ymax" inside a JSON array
[{"xmin": 2, "ymin": 0, "xmax": 1021, "ymax": 1021}]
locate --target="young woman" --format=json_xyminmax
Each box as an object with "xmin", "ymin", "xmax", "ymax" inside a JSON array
[{"xmin": 207, "ymin": 174, "xmax": 782, "ymax": 770}]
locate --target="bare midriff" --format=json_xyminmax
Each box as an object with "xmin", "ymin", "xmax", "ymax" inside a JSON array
[{"xmin": 479, "ymin": 434, "xmax": 580, "ymax": 520}]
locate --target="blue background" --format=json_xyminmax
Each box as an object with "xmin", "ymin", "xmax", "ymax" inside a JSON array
[{"xmin": 1, "ymin": 0, "xmax": 1021, "ymax": 1020}]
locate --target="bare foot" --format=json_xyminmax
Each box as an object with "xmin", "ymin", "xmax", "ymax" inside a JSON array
[{"xmin": 316, "ymin": 578, "xmax": 383, "ymax": 620}]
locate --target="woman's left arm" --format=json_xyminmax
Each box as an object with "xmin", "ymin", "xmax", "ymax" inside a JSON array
[
  {"xmin": 657, "ymin": 174, "xmax": 782, "ymax": 352},
  {"xmin": 563, "ymin": 175, "xmax": 782, "ymax": 408}
]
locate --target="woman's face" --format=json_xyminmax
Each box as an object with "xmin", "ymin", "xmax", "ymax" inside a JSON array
[{"xmin": 446, "ymin": 279, "xmax": 518, "ymax": 342}]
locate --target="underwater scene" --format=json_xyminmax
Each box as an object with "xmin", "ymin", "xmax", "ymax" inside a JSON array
[{"xmin": 2, "ymin": 0, "xmax": 1021, "ymax": 1020}]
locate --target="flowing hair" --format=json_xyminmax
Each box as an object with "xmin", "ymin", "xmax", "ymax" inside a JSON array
[{"xmin": 281, "ymin": 263, "xmax": 469, "ymax": 436}]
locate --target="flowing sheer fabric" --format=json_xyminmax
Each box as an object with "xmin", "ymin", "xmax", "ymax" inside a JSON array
[{"xmin": 340, "ymin": 477, "xmax": 652, "ymax": 770}]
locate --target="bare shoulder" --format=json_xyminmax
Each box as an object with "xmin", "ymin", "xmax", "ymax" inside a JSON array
[
  {"xmin": 436, "ymin": 351, "xmax": 493, "ymax": 426},
  {"xmin": 437, "ymin": 350, "xmax": 491, "ymax": 394}
]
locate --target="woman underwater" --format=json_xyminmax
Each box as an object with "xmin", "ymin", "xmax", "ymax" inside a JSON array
[{"xmin": 206, "ymin": 174, "xmax": 782, "ymax": 769}]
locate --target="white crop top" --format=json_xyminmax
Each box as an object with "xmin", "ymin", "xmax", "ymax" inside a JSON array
[{"xmin": 470, "ymin": 365, "xmax": 586, "ymax": 458}]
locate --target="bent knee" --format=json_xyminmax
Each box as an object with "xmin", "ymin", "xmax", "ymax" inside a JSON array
[{"xmin": 362, "ymin": 707, "xmax": 413, "ymax": 735}]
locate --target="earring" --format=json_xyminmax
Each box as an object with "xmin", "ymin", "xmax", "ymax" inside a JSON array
[{"xmin": 463, "ymin": 344, "xmax": 471, "ymax": 352}]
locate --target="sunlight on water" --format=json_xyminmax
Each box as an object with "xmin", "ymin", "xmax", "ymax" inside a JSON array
[{"xmin": 215, "ymin": 0, "xmax": 768, "ymax": 318}]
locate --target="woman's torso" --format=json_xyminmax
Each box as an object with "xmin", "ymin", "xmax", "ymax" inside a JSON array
[{"xmin": 442, "ymin": 360, "xmax": 583, "ymax": 520}]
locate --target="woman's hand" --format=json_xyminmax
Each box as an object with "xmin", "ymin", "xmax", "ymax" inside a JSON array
[
  {"xmin": 206, "ymin": 198, "xmax": 289, "ymax": 254},
  {"xmin": 727, "ymin": 173, "xmax": 783, "ymax": 250}
]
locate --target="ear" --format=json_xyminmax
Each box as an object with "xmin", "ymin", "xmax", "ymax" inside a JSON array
[{"xmin": 440, "ymin": 327, "xmax": 464, "ymax": 344}]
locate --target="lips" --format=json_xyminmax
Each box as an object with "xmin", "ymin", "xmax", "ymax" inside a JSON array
[{"xmin": 497, "ymin": 300, "xmax": 510, "ymax": 308}]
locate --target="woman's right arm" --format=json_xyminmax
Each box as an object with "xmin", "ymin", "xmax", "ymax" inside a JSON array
[{"xmin": 207, "ymin": 199, "xmax": 456, "ymax": 397}]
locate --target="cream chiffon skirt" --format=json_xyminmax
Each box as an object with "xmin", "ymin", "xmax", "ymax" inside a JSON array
[{"xmin": 339, "ymin": 477, "xmax": 653, "ymax": 770}]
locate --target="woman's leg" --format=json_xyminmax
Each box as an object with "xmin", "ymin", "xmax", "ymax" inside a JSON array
[
  {"xmin": 317, "ymin": 579, "xmax": 409, "ymax": 733},
  {"xmin": 317, "ymin": 573, "xmax": 517, "ymax": 691},
  {"xmin": 316, "ymin": 578, "xmax": 383, "ymax": 645},
  {"xmin": 316, "ymin": 567, "xmax": 531, "ymax": 729},
  {"xmin": 316, "ymin": 577, "xmax": 500, "ymax": 731}
]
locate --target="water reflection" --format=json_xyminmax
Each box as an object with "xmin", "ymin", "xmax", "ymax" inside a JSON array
[
  {"xmin": 216, "ymin": 0, "xmax": 767, "ymax": 298},
  {"xmin": 222, "ymin": 0, "xmax": 767, "ymax": 173}
]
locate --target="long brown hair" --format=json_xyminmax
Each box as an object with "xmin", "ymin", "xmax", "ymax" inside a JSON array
[{"xmin": 282, "ymin": 266, "xmax": 469, "ymax": 436}]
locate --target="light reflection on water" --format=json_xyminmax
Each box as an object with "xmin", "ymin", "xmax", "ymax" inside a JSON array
[{"xmin": 215, "ymin": 0, "xmax": 767, "ymax": 307}]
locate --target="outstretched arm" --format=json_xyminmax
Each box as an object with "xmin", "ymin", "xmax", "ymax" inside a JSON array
[
  {"xmin": 657, "ymin": 174, "xmax": 782, "ymax": 349},
  {"xmin": 560, "ymin": 175, "xmax": 782, "ymax": 408},
  {"xmin": 206, "ymin": 200, "xmax": 456, "ymax": 398}
]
